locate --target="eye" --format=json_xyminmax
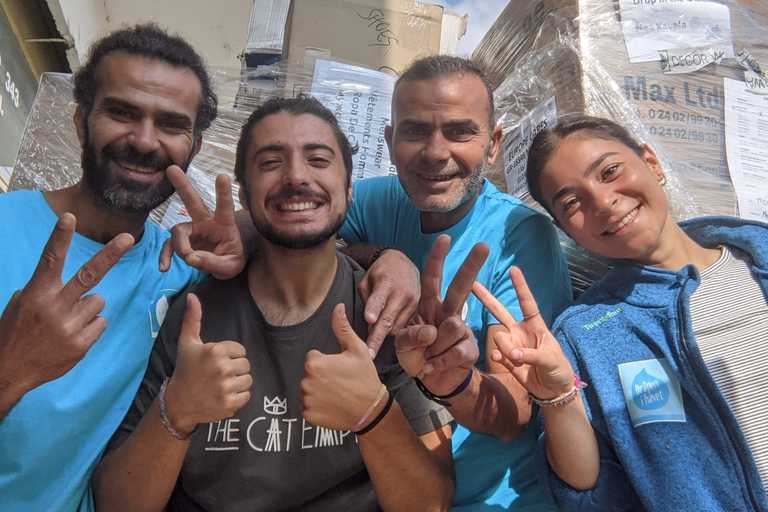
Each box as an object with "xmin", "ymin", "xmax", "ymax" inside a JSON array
[
  {"xmin": 107, "ymin": 106, "xmax": 137, "ymax": 121},
  {"xmin": 400, "ymin": 125, "xmax": 429, "ymax": 140},
  {"xmin": 308, "ymin": 156, "xmax": 331, "ymax": 168},
  {"xmin": 560, "ymin": 196, "xmax": 580, "ymax": 215},
  {"xmin": 158, "ymin": 120, "xmax": 190, "ymax": 134},
  {"xmin": 601, "ymin": 163, "xmax": 620, "ymax": 181},
  {"xmin": 259, "ymin": 158, "xmax": 282, "ymax": 170},
  {"xmin": 445, "ymin": 126, "xmax": 477, "ymax": 142}
]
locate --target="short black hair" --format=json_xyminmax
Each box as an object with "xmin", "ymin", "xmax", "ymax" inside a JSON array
[
  {"xmin": 394, "ymin": 55, "xmax": 495, "ymax": 129},
  {"xmin": 73, "ymin": 23, "xmax": 217, "ymax": 137},
  {"xmin": 234, "ymin": 95, "xmax": 357, "ymax": 191},
  {"xmin": 526, "ymin": 114, "xmax": 645, "ymax": 216}
]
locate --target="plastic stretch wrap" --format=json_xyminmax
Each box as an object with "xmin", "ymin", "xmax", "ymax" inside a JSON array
[
  {"xmin": 474, "ymin": 0, "xmax": 768, "ymax": 293},
  {"xmin": 9, "ymin": 57, "xmax": 399, "ymax": 227}
]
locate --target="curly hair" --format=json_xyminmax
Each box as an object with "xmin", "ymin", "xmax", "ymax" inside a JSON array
[{"xmin": 73, "ymin": 23, "xmax": 217, "ymax": 137}]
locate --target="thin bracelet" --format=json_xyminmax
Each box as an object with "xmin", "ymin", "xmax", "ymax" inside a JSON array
[
  {"xmin": 415, "ymin": 369, "xmax": 473, "ymax": 407},
  {"xmin": 352, "ymin": 384, "xmax": 388, "ymax": 432},
  {"xmin": 529, "ymin": 374, "xmax": 589, "ymax": 408},
  {"xmin": 159, "ymin": 378, "xmax": 197, "ymax": 441},
  {"xmin": 355, "ymin": 391, "xmax": 394, "ymax": 435}
]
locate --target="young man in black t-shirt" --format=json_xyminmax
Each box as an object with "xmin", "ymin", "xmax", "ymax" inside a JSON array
[{"xmin": 93, "ymin": 97, "xmax": 456, "ymax": 511}]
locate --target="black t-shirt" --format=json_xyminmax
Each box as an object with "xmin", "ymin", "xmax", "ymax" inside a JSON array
[{"xmin": 110, "ymin": 254, "xmax": 451, "ymax": 512}]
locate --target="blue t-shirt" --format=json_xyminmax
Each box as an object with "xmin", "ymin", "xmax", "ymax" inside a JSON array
[
  {"xmin": 340, "ymin": 176, "xmax": 572, "ymax": 511},
  {"xmin": 0, "ymin": 190, "xmax": 203, "ymax": 512}
]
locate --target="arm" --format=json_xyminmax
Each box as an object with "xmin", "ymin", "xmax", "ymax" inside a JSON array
[
  {"xmin": 93, "ymin": 294, "xmax": 252, "ymax": 511},
  {"xmin": 301, "ymin": 304, "xmax": 453, "ymax": 512},
  {"xmin": 359, "ymin": 410, "xmax": 453, "ymax": 512}
]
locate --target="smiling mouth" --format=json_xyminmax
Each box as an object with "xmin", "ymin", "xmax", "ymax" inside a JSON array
[
  {"xmin": 603, "ymin": 206, "xmax": 640, "ymax": 235},
  {"xmin": 276, "ymin": 201, "xmax": 321, "ymax": 212},
  {"xmin": 418, "ymin": 173, "xmax": 459, "ymax": 182},
  {"xmin": 118, "ymin": 162, "xmax": 161, "ymax": 175}
]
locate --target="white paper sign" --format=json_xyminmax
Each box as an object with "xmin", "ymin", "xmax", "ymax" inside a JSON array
[
  {"xmin": 723, "ymin": 78, "xmax": 768, "ymax": 222},
  {"xmin": 310, "ymin": 59, "xmax": 397, "ymax": 180},
  {"xmin": 619, "ymin": 0, "xmax": 734, "ymax": 63},
  {"xmin": 502, "ymin": 97, "xmax": 558, "ymax": 198}
]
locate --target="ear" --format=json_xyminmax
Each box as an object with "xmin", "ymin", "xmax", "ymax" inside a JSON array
[
  {"xmin": 384, "ymin": 124, "xmax": 393, "ymax": 156},
  {"xmin": 486, "ymin": 122, "xmax": 503, "ymax": 165},
  {"xmin": 641, "ymin": 143, "xmax": 665, "ymax": 184},
  {"xmin": 73, "ymin": 106, "xmax": 86, "ymax": 145}
]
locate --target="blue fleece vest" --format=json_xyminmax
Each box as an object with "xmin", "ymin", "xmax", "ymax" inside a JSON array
[{"xmin": 537, "ymin": 216, "xmax": 768, "ymax": 512}]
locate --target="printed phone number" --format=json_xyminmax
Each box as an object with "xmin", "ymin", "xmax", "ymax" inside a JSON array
[
  {"xmin": 648, "ymin": 125, "xmax": 720, "ymax": 144},
  {"xmin": 646, "ymin": 108, "xmax": 721, "ymax": 128}
]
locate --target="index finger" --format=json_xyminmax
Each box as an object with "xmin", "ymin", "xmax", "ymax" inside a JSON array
[
  {"xmin": 213, "ymin": 174, "xmax": 236, "ymax": 225},
  {"xmin": 472, "ymin": 281, "xmax": 517, "ymax": 331},
  {"xmin": 441, "ymin": 243, "xmax": 489, "ymax": 318},
  {"xmin": 60, "ymin": 233, "xmax": 134, "ymax": 303},
  {"xmin": 29, "ymin": 213, "xmax": 76, "ymax": 287},
  {"xmin": 420, "ymin": 235, "xmax": 451, "ymax": 320},
  {"xmin": 167, "ymin": 165, "xmax": 210, "ymax": 221},
  {"xmin": 508, "ymin": 266, "xmax": 544, "ymax": 324}
]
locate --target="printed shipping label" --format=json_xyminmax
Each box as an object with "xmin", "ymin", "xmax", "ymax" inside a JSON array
[
  {"xmin": 311, "ymin": 59, "xmax": 397, "ymax": 180},
  {"xmin": 502, "ymin": 97, "xmax": 557, "ymax": 197},
  {"xmin": 619, "ymin": 0, "xmax": 734, "ymax": 63},
  {"xmin": 660, "ymin": 45, "xmax": 728, "ymax": 74}
]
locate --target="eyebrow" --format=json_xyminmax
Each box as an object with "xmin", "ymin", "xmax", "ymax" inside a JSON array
[
  {"xmin": 583, "ymin": 152, "xmax": 619, "ymax": 178},
  {"xmin": 549, "ymin": 151, "xmax": 621, "ymax": 206},
  {"xmin": 101, "ymin": 97, "xmax": 193, "ymax": 128},
  {"xmin": 251, "ymin": 143, "xmax": 337, "ymax": 159}
]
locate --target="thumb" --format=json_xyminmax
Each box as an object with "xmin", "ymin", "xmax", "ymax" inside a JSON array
[
  {"xmin": 331, "ymin": 303, "xmax": 366, "ymax": 355},
  {"xmin": 179, "ymin": 293, "xmax": 204, "ymax": 346}
]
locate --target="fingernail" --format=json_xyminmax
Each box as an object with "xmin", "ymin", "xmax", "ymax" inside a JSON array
[
  {"xmin": 368, "ymin": 348, "xmax": 376, "ymax": 359},
  {"xmin": 423, "ymin": 363, "xmax": 434, "ymax": 374}
]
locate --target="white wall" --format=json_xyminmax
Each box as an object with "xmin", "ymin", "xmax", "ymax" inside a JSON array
[{"xmin": 47, "ymin": 0, "xmax": 251, "ymax": 72}]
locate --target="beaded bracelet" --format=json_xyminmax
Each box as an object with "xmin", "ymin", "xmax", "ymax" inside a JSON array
[
  {"xmin": 415, "ymin": 369, "xmax": 473, "ymax": 407},
  {"xmin": 159, "ymin": 378, "xmax": 197, "ymax": 441},
  {"xmin": 354, "ymin": 391, "xmax": 394, "ymax": 435},
  {"xmin": 529, "ymin": 374, "xmax": 588, "ymax": 408}
]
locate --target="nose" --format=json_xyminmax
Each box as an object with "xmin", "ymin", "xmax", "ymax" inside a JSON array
[
  {"xmin": 283, "ymin": 156, "xmax": 311, "ymax": 186},
  {"xmin": 589, "ymin": 185, "xmax": 618, "ymax": 217},
  {"xmin": 127, "ymin": 119, "xmax": 161, "ymax": 154},
  {"xmin": 422, "ymin": 129, "xmax": 450, "ymax": 163}
]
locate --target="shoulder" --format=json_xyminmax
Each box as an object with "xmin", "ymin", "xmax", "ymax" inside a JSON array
[
  {"xmin": 352, "ymin": 175, "xmax": 407, "ymax": 203},
  {"xmin": 0, "ymin": 189, "xmax": 44, "ymax": 212},
  {"xmin": 477, "ymin": 181, "xmax": 554, "ymax": 234}
]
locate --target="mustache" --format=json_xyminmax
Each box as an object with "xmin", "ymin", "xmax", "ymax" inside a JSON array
[
  {"xmin": 267, "ymin": 184, "xmax": 329, "ymax": 203},
  {"xmin": 102, "ymin": 142, "xmax": 175, "ymax": 172}
]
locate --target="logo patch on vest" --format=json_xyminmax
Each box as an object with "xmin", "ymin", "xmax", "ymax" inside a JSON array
[
  {"xmin": 617, "ymin": 358, "xmax": 686, "ymax": 427},
  {"xmin": 149, "ymin": 289, "xmax": 181, "ymax": 337}
]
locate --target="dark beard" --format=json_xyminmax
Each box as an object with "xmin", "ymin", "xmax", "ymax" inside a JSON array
[
  {"xmin": 252, "ymin": 184, "xmax": 347, "ymax": 250},
  {"xmin": 81, "ymin": 125, "xmax": 192, "ymax": 214}
]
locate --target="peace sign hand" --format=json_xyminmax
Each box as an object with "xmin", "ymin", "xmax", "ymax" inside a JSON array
[
  {"xmin": 159, "ymin": 166, "xmax": 246, "ymax": 280},
  {"xmin": 396, "ymin": 235, "xmax": 488, "ymax": 396},
  {"xmin": 0, "ymin": 213, "xmax": 133, "ymax": 396},
  {"xmin": 473, "ymin": 266, "xmax": 574, "ymax": 400}
]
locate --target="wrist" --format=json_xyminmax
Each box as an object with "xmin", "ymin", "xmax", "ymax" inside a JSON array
[
  {"xmin": 161, "ymin": 377, "xmax": 198, "ymax": 438},
  {"xmin": 416, "ymin": 368, "xmax": 474, "ymax": 407},
  {"xmin": 367, "ymin": 246, "xmax": 397, "ymax": 269}
]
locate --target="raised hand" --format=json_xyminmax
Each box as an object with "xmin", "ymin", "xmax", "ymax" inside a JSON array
[
  {"xmin": 473, "ymin": 266, "xmax": 574, "ymax": 400},
  {"xmin": 395, "ymin": 235, "xmax": 488, "ymax": 397},
  {"xmin": 358, "ymin": 248, "xmax": 420, "ymax": 358},
  {"xmin": 159, "ymin": 165, "xmax": 246, "ymax": 279},
  {"xmin": 0, "ymin": 213, "xmax": 134, "ymax": 398},
  {"xmin": 163, "ymin": 294, "xmax": 252, "ymax": 435},
  {"xmin": 300, "ymin": 304, "xmax": 384, "ymax": 431}
]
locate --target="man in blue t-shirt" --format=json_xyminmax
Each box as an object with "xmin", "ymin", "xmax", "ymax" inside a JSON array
[
  {"xmin": 0, "ymin": 25, "xmax": 244, "ymax": 512},
  {"xmin": 339, "ymin": 56, "xmax": 572, "ymax": 511}
]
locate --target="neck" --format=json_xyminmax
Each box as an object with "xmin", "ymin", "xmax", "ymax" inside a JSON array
[
  {"xmin": 247, "ymin": 238, "xmax": 339, "ymax": 326},
  {"xmin": 420, "ymin": 191, "xmax": 479, "ymax": 234},
  {"xmin": 44, "ymin": 183, "xmax": 148, "ymax": 243},
  {"xmin": 641, "ymin": 217, "xmax": 721, "ymax": 271}
]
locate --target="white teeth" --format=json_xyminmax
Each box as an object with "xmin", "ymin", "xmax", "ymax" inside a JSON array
[
  {"xmin": 607, "ymin": 207, "xmax": 639, "ymax": 234},
  {"xmin": 279, "ymin": 202, "xmax": 318, "ymax": 211},
  {"xmin": 421, "ymin": 174, "xmax": 455, "ymax": 182}
]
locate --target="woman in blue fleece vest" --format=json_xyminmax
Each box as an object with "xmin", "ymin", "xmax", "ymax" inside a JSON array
[{"xmin": 473, "ymin": 114, "xmax": 768, "ymax": 512}]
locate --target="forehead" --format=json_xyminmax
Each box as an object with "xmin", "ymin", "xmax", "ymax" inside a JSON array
[
  {"xmin": 393, "ymin": 73, "xmax": 490, "ymax": 124},
  {"xmin": 93, "ymin": 51, "xmax": 202, "ymax": 118},
  {"xmin": 248, "ymin": 112, "xmax": 340, "ymax": 150}
]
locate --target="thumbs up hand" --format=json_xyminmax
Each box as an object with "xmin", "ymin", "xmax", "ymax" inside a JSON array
[
  {"xmin": 163, "ymin": 294, "xmax": 253, "ymax": 436},
  {"xmin": 300, "ymin": 304, "xmax": 384, "ymax": 431}
]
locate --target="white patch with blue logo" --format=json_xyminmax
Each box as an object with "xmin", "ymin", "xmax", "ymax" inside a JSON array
[{"xmin": 617, "ymin": 358, "xmax": 686, "ymax": 427}]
